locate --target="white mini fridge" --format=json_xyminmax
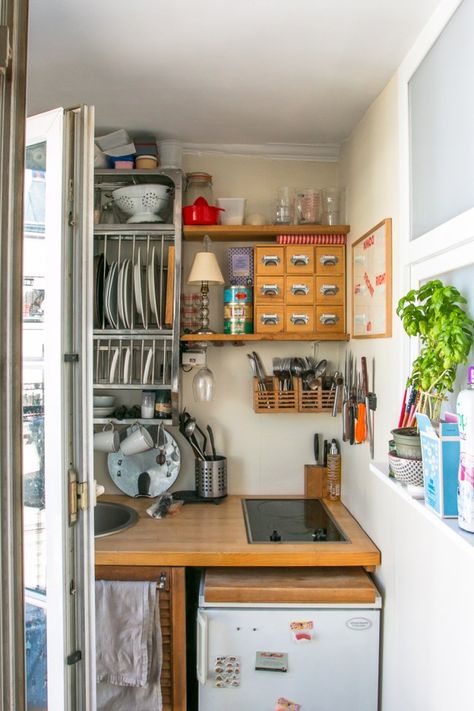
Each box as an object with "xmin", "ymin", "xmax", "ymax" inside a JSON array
[{"xmin": 197, "ymin": 568, "xmax": 382, "ymax": 711}]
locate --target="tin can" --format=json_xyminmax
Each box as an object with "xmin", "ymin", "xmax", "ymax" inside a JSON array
[{"xmin": 224, "ymin": 286, "xmax": 253, "ymax": 334}]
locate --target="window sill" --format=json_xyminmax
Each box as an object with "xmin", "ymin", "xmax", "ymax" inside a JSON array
[{"xmin": 369, "ymin": 461, "xmax": 474, "ymax": 555}]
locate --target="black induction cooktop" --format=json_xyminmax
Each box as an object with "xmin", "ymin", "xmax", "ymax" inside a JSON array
[{"xmin": 242, "ymin": 498, "xmax": 348, "ymax": 543}]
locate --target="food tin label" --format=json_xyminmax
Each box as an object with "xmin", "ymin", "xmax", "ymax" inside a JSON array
[
  {"xmin": 224, "ymin": 303, "xmax": 253, "ymax": 320},
  {"xmin": 224, "ymin": 286, "xmax": 253, "ymax": 304},
  {"xmin": 224, "ymin": 318, "xmax": 253, "ymax": 334}
]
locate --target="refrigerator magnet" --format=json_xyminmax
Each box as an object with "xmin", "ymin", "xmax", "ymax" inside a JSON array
[
  {"xmin": 255, "ymin": 651, "xmax": 288, "ymax": 672},
  {"xmin": 290, "ymin": 620, "xmax": 314, "ymax": 643},
  {"xmin": 275, "ymin": 698, "xmax": 301, "ymax": 711}
]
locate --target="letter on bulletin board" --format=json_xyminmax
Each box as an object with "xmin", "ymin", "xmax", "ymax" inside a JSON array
[{"xmin": 352, "ymin": 218, "xmax": 392, "ymax": 338}]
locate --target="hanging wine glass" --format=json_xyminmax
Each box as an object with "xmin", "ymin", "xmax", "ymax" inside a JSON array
[{"xmin": 192, "ymin": 366, "xmax": 215, "ymax": 402}]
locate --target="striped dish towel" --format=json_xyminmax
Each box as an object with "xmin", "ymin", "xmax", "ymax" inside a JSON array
[{"xmin": 276, "ymin": 234, "xmax": 346, "ymax": 245}]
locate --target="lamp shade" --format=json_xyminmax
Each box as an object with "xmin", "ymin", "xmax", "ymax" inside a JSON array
[{"xmin": 187, "ymin": 251, "xmax": 224, "ymax": 285}]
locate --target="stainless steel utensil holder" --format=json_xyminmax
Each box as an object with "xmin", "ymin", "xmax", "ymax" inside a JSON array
[{"xmin": 195, "ymin": 456, "xmax": 227, "ymax": 498}]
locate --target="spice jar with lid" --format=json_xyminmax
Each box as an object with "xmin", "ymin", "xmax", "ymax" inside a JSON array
[{"xmin": 185, "ymin": 172, "xmax": 214, "ymax": 206}]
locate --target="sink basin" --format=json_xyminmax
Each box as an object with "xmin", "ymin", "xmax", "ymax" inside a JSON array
[{"xmin": 94, "ymin": 501, "xmax": 139, "ymax": 538}]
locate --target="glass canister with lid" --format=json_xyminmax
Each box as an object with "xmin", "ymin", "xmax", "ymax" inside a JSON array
[{"xmin": 185, "ymin": 172, "xmax": 215, "ymax": 206}]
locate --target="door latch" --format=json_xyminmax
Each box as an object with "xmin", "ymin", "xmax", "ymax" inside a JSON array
[{"xmin": 68, "ymin": 469, "xmax": 89, "ymax": 525}]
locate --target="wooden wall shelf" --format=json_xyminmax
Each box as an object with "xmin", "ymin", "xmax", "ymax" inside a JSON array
[
  {"xmin": 183, "ymin": 224, "xmax": 350, "ymax": 241},
  {"xmin": 181, "ymin": 332, "xmax": 350, "ymax": 345}
]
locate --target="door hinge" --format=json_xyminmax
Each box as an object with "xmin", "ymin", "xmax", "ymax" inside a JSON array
[
  {"xmin": 64, "ymin": 353, "xmax": 79, "ymax": 363},
  {"xmin": 0, "ymin": 27, "xmax": 11, "ymax": 75},
  {"xmin": 66, "ymin": 650, "xmax": 82, "ymax": 666},
  {"xmin": 68, "ymin": 469, "xmax": 89, "ymax": 525}
]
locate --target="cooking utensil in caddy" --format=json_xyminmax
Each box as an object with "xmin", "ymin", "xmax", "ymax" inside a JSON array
[{"xmin": 175, "ymin": 410, "xmax": 227, "ymax": 502}]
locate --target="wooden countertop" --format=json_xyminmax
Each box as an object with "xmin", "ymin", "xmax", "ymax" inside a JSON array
[{"xmin": 95, "ymin": 495, "xmax": 381, "ymax": 569}]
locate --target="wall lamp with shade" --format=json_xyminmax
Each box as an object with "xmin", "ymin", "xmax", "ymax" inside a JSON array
[
  {"xmin": 187, "ymin": 242, "xmax": 224, "ymax": 335},
  {"xmin": 187, "ymin": 239, "xmax": 224, "ymax": 400}
]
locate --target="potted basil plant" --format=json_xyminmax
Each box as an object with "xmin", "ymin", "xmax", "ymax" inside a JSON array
[{"xmin": 394, "ymin": 279, "xmax": 474, "ymax": 452}]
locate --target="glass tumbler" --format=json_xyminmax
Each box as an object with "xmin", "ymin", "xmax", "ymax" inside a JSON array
[
  {"xmin": 321, "ymin": 187, "xmax": 341, "ymax": 225},
  {"xmin": 273, "ymin": 186, "xmax": 294, "ymax": 225}
]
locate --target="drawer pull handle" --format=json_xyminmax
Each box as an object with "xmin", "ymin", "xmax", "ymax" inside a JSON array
[
  {"xmin": 320, "ymin": 284, "xmax": 339, "ymax": 296},
  {"xmin": 260, "ymin": 313, "xmax": 279, "ymax": 325},
  {"xmin": 290, "ymin": 313, "xmax": 309, "ymax": 325},
  {"xmin": 319, "ymin": 313, "xmax": 339, "ymax": 325},
  {"xmin": 262, "ymin": 254, "xmax": 280, "ymax": 266},
  {"xmin": 291, "ymin": 283, "xmax": 310, "ymax": 296},
  {"xmin": 290, "ymin": 254, "xmax": 310, "ymax": 266},
  {"xmin": 320, "ymin": 254, "xmax": 338, "ymax": 266},
  {"xmin": 261, "ymin": 283, "xmax": 279, "ymax": 296}
]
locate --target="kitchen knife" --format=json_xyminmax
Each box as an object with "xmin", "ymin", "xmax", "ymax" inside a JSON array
[{"xmin": 314, "ymin": 433, "xmax": 320, "ymax": 464}]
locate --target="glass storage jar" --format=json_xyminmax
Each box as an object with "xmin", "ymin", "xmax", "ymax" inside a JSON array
[{"xmin": 185, "ymin": 172, "xmax": 215, "ymax": 206}]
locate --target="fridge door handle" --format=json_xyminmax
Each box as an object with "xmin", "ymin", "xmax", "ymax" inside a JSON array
[{"xmin": 196, "ymin": 610, "xmax": 208, "ymax": 684}]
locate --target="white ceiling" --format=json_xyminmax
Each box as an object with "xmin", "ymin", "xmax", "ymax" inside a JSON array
[{"xmin": 26, "ymin": 0, "xmax": 442, "ymax": 150}]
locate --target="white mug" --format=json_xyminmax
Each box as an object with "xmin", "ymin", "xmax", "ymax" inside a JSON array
[
  {"xmin": 93, "ymin": 423, "xmax": 120, "ymax": 453},
  {"xmin": 120, "ymin": 423, "xmax": 153, "ymax": 456}
]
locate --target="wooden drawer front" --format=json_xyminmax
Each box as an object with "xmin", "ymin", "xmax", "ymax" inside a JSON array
[
  {"xmin": 255, "ymin": 246, "xmax": 285, "ymax": 276},
  {"xmin": 285, "ymin": 306, "xmax": 315, "ymax": 333},
  {"xmin": 315, "ymin": 275, "xmax": 344, "ymax": 305},
  {"xmin": 285, "ymin": 276, "xmax": 314, "ymax": 304},
  {"xmin": 315, "ymin": 246, "xmax": 344, "ymax": 275},
  {"xmin": 255, "ymin": 276, "xmax": 284, "ymax": 303},
  {"xmin": 285, "ymin": 245, "xmax": 314, "ymax": 274},
  {"xmin": 255, "ymin": 305, "xmax": 284, "ymax": 333},
  {"xmin": 315, "ymin": 305, "xmax": 345, "ymax": 334}
]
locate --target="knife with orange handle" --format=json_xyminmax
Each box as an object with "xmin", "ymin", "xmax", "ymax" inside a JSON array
[{"xmin": 355, "ymin": 371, "xmax": 367, "ymax": 443}]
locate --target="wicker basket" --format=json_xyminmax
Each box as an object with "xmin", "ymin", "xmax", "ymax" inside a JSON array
[
  {"xmin": 253, "ymin": 377, "xmax": 298, "ymax": 413},
  {"xmin": 299, "ymin": 382, "xmax": 339, "ymax": 413},
  {"xmin": 388, "ymin": 451, "xmax": 424, "ymax": 487}
]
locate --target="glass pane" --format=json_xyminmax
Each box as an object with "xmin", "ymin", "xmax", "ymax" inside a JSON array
[
  {"xmin": 23, "ymin": 140, "xmax": 48, "ymax": 710},
  {"xmin": 409, "ymin": 0, "xmax": 474, "ymax": 239}
]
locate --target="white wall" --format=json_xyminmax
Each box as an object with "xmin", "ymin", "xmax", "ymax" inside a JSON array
[
  {"xmin": 96, "ymin": 152, "xmax": 346, "ymax": 494},
  {"xmin": 339, "ymin": 60, "xmax": 474, "ymax": 711}
]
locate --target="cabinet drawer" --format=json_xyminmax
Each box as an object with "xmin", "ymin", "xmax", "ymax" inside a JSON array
[
  {"xmin": 255, "ymin": 305, "xmax": 284, "ymax": 333},
  {"xmin": 285, "ymin": 245, "xmax": 315, "ymax": 274},
  {"xmin": 285, "ymin": 276, "xmax": 314, "ymax": 304},
  {"xmin": 285, "ymin": 306, "xmax": 315, "ymax": 333},
  {"xmin": 315, "ymin": 305, "xmax": 345, "ymax": 334},
  {"xmin": 315, "ymin": 275, "xmax": 344, "ymax": 305},
  {"xmin": 255, "ymin": 276, "xmax": 284, "ymax": 303},
  {"xmin": 315, "ymin": 246, "xmax": 344, "ymax": 275},
  {"xmin": 255, "ymin": 246, "xmax": 285, "ymax": 276}
]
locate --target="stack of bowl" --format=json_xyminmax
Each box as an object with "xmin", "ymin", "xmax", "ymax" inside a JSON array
[
  {"xmin": 93, "ymin": 394, "xmax": 116, "ymax": 419},
  {"xmin": 388, "ymin": 427, "xmax": 424, "ymax": 487}
]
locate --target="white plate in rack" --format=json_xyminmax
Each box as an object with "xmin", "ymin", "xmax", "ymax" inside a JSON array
[
  {"xmin": 105, "ymin": 261, "xmax": 119, "ymax": 329},
  {"xmin": 142, "ymin": 347, "xmax": 153, "ymax": 384},
  {"xmin": 148, "ymin": 246, "xmax": 161, "ymax": 328},
  {"xmin": 122, "ymin": 346, "xmax": 131, "ymax": 383},
  {"xmin": 122, "ymin": 259, "xmax": 132, "ymax": 329},
  {"xmin": 133, "ymin": 248, "xmax": 148, "ymax": 329},
  {"xmin": 109, "ymin": 347, "xmax": 119, "ymax": 383}
]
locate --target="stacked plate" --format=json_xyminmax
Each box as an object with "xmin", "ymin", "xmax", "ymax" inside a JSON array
[{"xmin": 95, "ymin": 246, "xmax": 163, "ymax": 330}]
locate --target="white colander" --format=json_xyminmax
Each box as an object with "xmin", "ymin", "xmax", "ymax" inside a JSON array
[{"xmin": 112, "ymin": 183, "xmax": 171, "ymax": 223}]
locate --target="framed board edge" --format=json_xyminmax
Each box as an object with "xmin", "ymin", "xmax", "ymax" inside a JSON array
[{"xmin": 351, "ymin": 218, "xmax": 392, "ymax": 339}]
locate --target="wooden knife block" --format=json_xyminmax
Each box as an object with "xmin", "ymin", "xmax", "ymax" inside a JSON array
[{"xmin": 304, "ymin": 464, "xmax": 328, "ymax": 499}]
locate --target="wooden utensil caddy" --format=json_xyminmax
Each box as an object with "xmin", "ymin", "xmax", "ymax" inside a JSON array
[{"xmin": 253, "ymin": 377, "xmax": 339, "ymax": 414}]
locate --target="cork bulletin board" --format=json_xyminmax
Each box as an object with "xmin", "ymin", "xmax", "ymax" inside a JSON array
[{"xmin": 351, "ymin": 218, "xmax": 392, "ymax": 338}]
